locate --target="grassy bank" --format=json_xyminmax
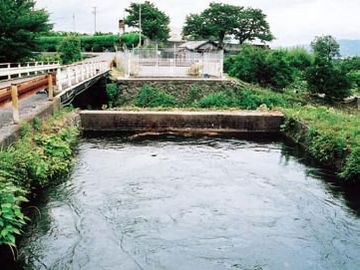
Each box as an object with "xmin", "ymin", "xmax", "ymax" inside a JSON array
[
  {"xmin": 282, "ymin": 105, "xmax": 359, "ymax": 182},
  {"xmin": 108, "ymin": 81, "xmax": 359, "ymax": 182},
  {"xmin": 0, "ymin": 110, "xmax": 79, "ymax": 249}
]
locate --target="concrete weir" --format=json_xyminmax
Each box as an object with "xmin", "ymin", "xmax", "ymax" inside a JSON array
[{"xmin": 80, "ymin": 110, "xmax": 284, "ymax": 135}]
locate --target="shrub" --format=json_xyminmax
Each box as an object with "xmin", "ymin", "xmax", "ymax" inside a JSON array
[
  {"xmin": 225, "ymin": 46, "xmax": 296, "ymax": 89},
  {"xmin": 286, "ymin": 48, "xmax": 314, "ymax": 75},
  {"xmin": 0, "ymin": 111, "xmax": 79, "ymax": 248},
  {"xmin": 81, "ymin": 35, "xmax": 119, "ymax": 52},
  {"xmin": 264, "ymin": 50, "xmax": 295, "ymax": 89},
  {"xmin": 0, "ymin": 182, "xmax": 28, "ymax": 247},
  {"xmin": 339, "ymin": 148, "xmax": 360, "ymax": 182},
  {"xmin": 305, "ymin": 56, "xmax": 352, "ymax": 101},
  {"xmin": 58, "ymin": 35, "xmax": 82, "ymax": 64},
  {"xmin": 119, "ymin": 33, "xmax": 142, "ymax": 49},
  {"xmin": 135, "ymin": 85, "xmax": 175, "ymax": 107},
  {"xmin": 106, "ymin": 83, "xmax": 120, "ymax": 107},
  {"xmin": 237, "ymin": 88, "xmax": 290, "ymax": 110},
  {"xmin": 199, "ymin": 91, "xmax": 236, "ymax": 108}
]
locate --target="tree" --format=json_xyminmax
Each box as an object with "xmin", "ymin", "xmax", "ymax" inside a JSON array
[
  {"xmin": 232, "ymin": 8, "xmax": 274, "ymax": 45},
  {"xmin": 305, "ymin": 56, "xmax": 352, "ymax": 101},
  {"xmin": 311, "ymin": 35, "xmax": 340, "ymax": 61},
  {"xmin": 124, "ymin": 1, "xmax": 170, "ymax": 42},
  {"xmin": 225, "ymin": 46, "xmax": 295, "ymax": 89},
  {"xmin": 0, "ymin": 0, "xmax": 51, "ymax": 62},
  {"xmin": 182, "ymin": 3, "xmax": 273, "ymax": 45},
  {"xmin": 58, "ymin": 36, "xmax": 82, "ymax": 64}
]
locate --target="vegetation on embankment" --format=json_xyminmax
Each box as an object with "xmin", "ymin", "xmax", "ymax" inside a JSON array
[
  {"xmin": 282, "ymin": 106, "xmax": 359, "ymax": 182},
  {"xmin": 0, "ymin": 110, "xmax": 79, "ymax": 249}
]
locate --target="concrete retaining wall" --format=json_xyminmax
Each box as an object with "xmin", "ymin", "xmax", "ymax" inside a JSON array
[{"xmin": 80, "ymin": 110, "xmax": 284, "ymax": 135}]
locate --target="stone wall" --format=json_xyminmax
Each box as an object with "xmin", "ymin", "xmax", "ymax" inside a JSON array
[{"xmin": 116, "ymin": 78, "xmax": 245, "ymax": 105}]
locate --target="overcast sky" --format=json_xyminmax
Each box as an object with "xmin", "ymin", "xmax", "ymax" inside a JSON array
[{"xmin": 36, "ymin": 0, "xmax": 360, "ymax": 46}]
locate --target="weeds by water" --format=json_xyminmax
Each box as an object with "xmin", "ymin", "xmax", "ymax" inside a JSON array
[{"xmin": 0, "ymin": 109, "xmax": 79, "ymax": 248}]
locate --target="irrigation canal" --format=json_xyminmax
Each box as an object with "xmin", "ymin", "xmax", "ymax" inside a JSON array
[{"xmin": 12, "ymin": 136, "xmax": 360, "ymax": 270}]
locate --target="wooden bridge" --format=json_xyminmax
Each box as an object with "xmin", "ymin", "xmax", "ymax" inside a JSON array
[{"xmin": 0, "ymin": 55, "xmax": 111, "ymax": 125}]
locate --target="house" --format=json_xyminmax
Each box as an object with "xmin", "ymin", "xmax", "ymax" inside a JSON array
[{"xmin": 178, "ymin": 40, "xmax": 223, "ymax": 53}]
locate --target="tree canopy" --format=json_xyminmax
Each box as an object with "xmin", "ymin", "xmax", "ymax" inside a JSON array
[
  {"xmin": 124, "ymin": 1, "xmax": 170, "ymax": 42},
  {"xmin": 0, "ymin": 0, "xmax": 51, "ymax": 62},
  {"xmin": 182, "ymin": 3, "xmax": 273, "ymax": 44},
  {"xmin": 311, "ymin": 35, "xmax": 340, "ymax": 61}
]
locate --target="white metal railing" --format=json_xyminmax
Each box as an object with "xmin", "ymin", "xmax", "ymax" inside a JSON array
[
  {"xmin": 117, "ymin": 49, "xmax": 224, "ymax": 78},
  {"xmin": 0, "ymin": 61, "xmax": 60, "ymax": 80},
  {"xmin": 55, "ymin": 61, "xmax": 109, "ymax": 91}
]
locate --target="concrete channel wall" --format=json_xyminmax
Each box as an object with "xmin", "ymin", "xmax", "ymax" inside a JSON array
[{"xmin": 80, "ymin": 110, "xmax": 284, "ymax": 135}]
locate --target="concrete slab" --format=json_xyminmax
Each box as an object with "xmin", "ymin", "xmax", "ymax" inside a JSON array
[{"xmin": 80, "ymin": 110, "xmax": 284, "ymax": 135}]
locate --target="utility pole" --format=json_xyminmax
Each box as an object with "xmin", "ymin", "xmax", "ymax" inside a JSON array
[
  {"xmin": 92, "ymin": 7, "xmax": 97, "ymax": 34},
  {"xmin": 138, "ymin": 3, "xmax": 142, "ymax": 47},
  {"xmin": 72, "ymin": 13, "xmax": 76, "ymax": 32}
]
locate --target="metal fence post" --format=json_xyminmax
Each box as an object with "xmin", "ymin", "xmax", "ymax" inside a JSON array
[{"xmin": 11, "ymin": 84, "xmax": 20, "ymax": 124}]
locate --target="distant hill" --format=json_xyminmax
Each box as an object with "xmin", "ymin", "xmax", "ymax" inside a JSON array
[
  {"xmin": 284, "ymin": 39, "xmax": 360, "ymax": 57},
  {"xmin": 338, "ymin": 40, "xmax": 360, "ymax": 57}
]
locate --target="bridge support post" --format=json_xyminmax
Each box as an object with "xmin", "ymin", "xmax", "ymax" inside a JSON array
[
  {"xmin": 48, "ymin": 73, "xmax": 54, "ymax": 101},
  {"xmin": 11, "ymin": 84, "xmax": 20, "ymax": 124}
]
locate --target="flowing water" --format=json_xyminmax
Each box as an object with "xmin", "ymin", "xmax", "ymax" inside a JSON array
[{"xmin": 15, "ymin": 136, "xmax": 360, "ymax": 270}]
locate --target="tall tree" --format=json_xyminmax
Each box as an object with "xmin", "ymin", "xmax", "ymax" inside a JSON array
[
  {"xmin": 0, "ymin": 0, "xmax": 51, "ymax": 62},
  {"xmin": 182, "ymin": 3, "xmax": 273, "ymax": 45},
  {"xmin": 125, "ymin": 1, "xmax": 170, "ymax": 42},
  {"xmin": 183, "ymin": 3, "xmax": 240, "ymax": 44},
  {"xmin": 232, "ymin": 8, "xmax": 273, "ymax": 45},
  {"xmin": 311, "ymin": 35, "xmax": 340, "ymax": 61}
]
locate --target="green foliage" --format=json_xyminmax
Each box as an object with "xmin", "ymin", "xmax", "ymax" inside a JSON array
[
  {"xmin": 0, "ymin": 110, "xmax": 79, "ymax": 247},
  {"xmin": 237, "ymin": 88, "xmax": 290, "ymax": 109},
  {"xmin": 196, "ymin": 87, "xmax": 289, "ymax": 109},
  {"xmin": 58, "ymin": 35, "xmax": 82, "ymax": 64},
  {"xmin": 135, "ymin": 85, "xmax": 175, "ymax": 107},
  {"xmin": 225, "ymin": 46, "xmax": 296, "ymax": 89},
  {"xmin": 119, "ymin": 33, "xmax": 142, "ymax": 49},
  {"xmin": 286, "ymin": 48, "xmax": 314, "ymax": 72},
  {"xmin": 339, "ymin": 148, "xmax": 360, "ymax": 182},
  {"xmin": 185, "ymin": 85, "xmax": 203, "ymax": 106},
  {"xmin": 0, "ymin": 182, "xmax": 28, "ymax": 246},
  {"xmin": 311, "ymin": 35, "xmax": 340, "ymax": 61},
  {"xmin": 32, "ymin": 53, "xmax": 61, "ymax": 63},
  {"xmin": 283, "ymin": 105, "xmax": 360, "ymax": 181},
  {"xmin": 125, "ymin": 1, "xmax": 170, "ymax": 42},
  {"xmin": 182, "ymin": 3, "xmax": 273, "ymax": 44},
  {"xmin": 80, "ymin": 35, "xmax": 119, "ymax": 52},
  {"xmin": 305, "ymin": 56, "xmax": 352, "ymax": 101},
  {"xmin": 37, "ymin": 36, "xmax": 64, "ymax": 52},
  {"xmin": 38, "ymin": 34, "xmax": 121, "ymax": 52},
  {"xmin": 0, "ymin": 0, "xmax": 51, "ymax": 62},
  {"xmin": 106, "ymin": 83, "xmax": 120, "ymax": 107},
  {"xmin": 199, "ymin": 91, "xmax": 236, "ymax": 108}
]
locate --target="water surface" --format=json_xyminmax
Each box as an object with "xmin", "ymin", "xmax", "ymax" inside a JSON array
[{"xmin": 17, "ymin": 137, "xmax": 360, "ymax": 270}]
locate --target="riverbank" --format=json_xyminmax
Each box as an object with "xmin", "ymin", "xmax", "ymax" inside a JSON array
[
  {"xmin": 0, "ymin": 109, "xmax": 79, "ymax": 257},
  {"xmin": 107, "ymin": 79, "xmax": 359, "ymax": 182}
]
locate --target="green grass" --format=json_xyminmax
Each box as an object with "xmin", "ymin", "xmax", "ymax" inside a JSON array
[{"xmin": 282, "ymin": 105, "xmax": 360, "ymax": 181}]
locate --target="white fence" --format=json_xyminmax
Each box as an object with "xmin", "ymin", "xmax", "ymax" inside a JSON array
[
  {"xmin": 117, "ymin": 48, "xmax": 224, "ymax": 78},
  {"xmin": 56, "ymin": 61, "xmax": 109, "ymax": 91},
  {"xmin": 0, "ymin": 61, "xmax": 60, "ymax": 80}
]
